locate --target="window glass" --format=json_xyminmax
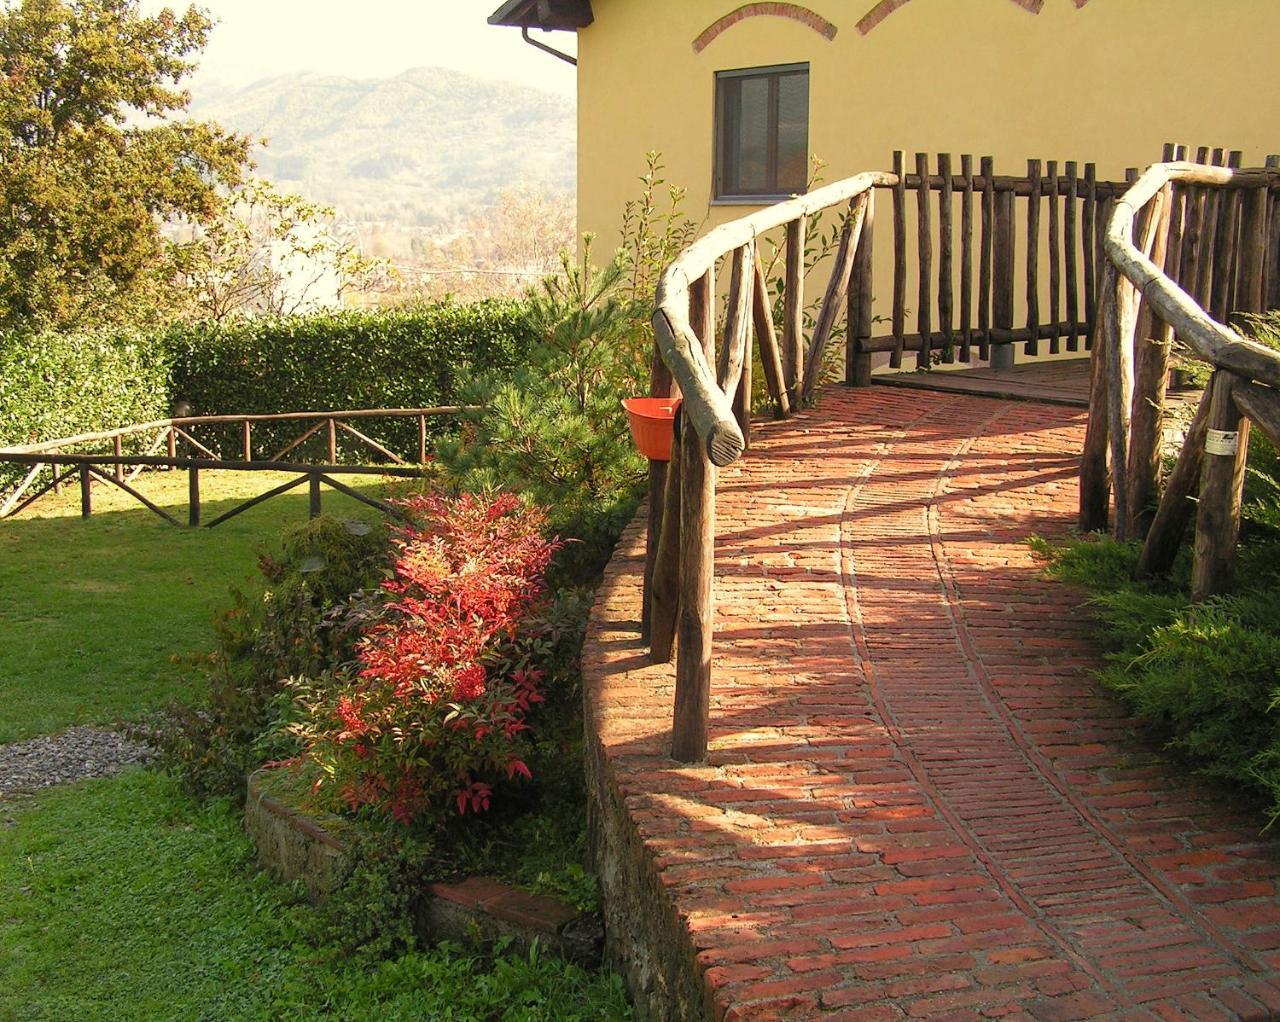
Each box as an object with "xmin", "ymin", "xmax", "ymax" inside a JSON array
[
  {"xmin": 715, "ymin": 64, "xmax": 809, "ymax": 199},
  {"xmin": 776, "ymin": 72, "xmax": 809, "ymax": 192}
]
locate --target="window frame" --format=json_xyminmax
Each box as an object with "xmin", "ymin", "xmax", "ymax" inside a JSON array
[{"xmin": 713, "ymin": 62, "xmax": 810, "ymax": 203}]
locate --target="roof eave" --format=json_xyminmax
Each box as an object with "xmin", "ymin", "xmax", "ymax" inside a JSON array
[{"xmin": 487, "ymin": 0, "xmax": 593, "ymax": 31}]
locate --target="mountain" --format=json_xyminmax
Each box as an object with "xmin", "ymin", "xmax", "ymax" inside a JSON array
[{"xmin": 191, "ymin": 67, "xmax": 576, "ymax": 227}]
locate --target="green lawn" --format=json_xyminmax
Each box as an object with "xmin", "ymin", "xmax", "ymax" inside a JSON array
[
  {"xmin": 0, "ymin": 770, "xmax": 631, "ymax": 1022},
  {"xmin": 0, "ymin": 470, "xmax": 388, "ymax": 743}
]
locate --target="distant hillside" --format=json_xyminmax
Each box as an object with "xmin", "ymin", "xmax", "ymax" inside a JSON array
[{"xmin": 192, "ymin": 67, "xmax": 576, "ymax": 226}]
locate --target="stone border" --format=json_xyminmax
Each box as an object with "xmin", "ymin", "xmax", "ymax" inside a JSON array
[{"xmin": 244, "ymin": 769, "xmax": 603, "ymax": 966}]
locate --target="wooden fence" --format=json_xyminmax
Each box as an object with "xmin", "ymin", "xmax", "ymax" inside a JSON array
[
  {"xmin": 1081, "ymin": 158, "xmax": 1280, "ymax": 601},
  {"xmin": 0, "ymin": 407, "xmax": 468, "ymax": 525},
  {"xmin": 646, "ymin": 146, "xmax": 1280, "ymax": 763}
]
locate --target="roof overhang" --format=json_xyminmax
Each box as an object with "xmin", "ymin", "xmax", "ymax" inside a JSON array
[{"xmin": 487, "ymin": 0, "xmax": 593, "ymax": 31}]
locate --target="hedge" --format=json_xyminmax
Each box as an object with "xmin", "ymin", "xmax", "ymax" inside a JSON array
[
  {"xmin": 164, "ymin": 302, "xmax": 535, "ymax": 459},
  {"xmin": 0, "ymin": 330, "xmax": 172, "ymax": 487},
  {"xmin": 0, "ymin": 302, "xmax": 537, "ymax": 488}
]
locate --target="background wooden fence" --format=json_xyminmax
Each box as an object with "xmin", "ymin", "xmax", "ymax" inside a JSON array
[{"xmin": 0, "ymin": 407, "xmax": 466, "ymax": 525}]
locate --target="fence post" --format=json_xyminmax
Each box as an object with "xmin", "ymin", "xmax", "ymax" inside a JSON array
[
  {"xmin": 649, "ymin": 413, "xmax": 683, "ymax": 664},
  {"xmin": 1127, "ymin": 177, "xmax": 1176, "ymax": 539},
  {"xmin": 326, "ymin": 419, "xmax": 337, "ymax": 464},
  {"xmin": 642, "ymin": 333, "xmax": 675, "ymax": 645},
  {"xmin": 848, "ymin": 189, "xmax": 875, "ymax": 386},
  {"xmin": 671, "ymin": 421, "xmax": 714, "ymax": 764},
  {"xmin": 188, "ymin": 466, "xmax": 200, "ymax": 528},
  {"xmin": 1079, "ymin": 262, "xmax": 1115, "ymax": 533},
  {"xmin": 783, "ymin": 216, "xmax": 805, "ymax": 403},
  {"xmin": 1192, "ymin": 373, "xmax": 1249, "ymax": 601},
  {"xmin": 242, "ymin": 420, "xmax": 252, "ymax": 462},
  {"xmin": 113, "ymin": 434, "xmax": 123, "ymax": 481},
  {"xmin": 991, "ymin": 187, "xmax": 1015, "ymax": 370},
  {"xmin": 80, "ymin": 464, "xmax": 91, "ymax": 519},
  {"xmin": 418, "ymin": 415, "xmax": 428, "ymax": 465},
  {"xmin": 309, "ymin": 472, "xmax": 322, "ymax": 518}
]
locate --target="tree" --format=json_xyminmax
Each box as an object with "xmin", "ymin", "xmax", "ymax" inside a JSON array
[
  {"xmin": 173, "ymin": 178, "xmax": 394, "ymax": 322},
  {"xmin": 0, "ymin": 0, "xmax": 250, "ymax": 330}
]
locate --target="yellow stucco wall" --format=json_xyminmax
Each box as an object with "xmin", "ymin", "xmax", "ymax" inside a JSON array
[{"xmin": 576, "ymin": 0, "xmax": 1280, "ymax": 255}]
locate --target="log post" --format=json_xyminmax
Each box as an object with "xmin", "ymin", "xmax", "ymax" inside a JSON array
[
  {"xmin": 1127, "ymin": 182, "xmax": 1175, "ymax": 539},
  {"xmin": 309, "ymin": 472, "xmax": 323, "ymax": 519},
  {"xmin": 1107, "ymin": 254, "xmax": 1140, "ymax": 543},
  {"xmin": 649, "ymin": 413, "xmax": 683, "ymax": 664},
  {"xmin": 991, "ymin": 187, "xmax": 1015, "ymax": 370},
  {"xmin": 1137, "ymin": 386, "xmax": 1212, "ymax": 579},
  {"xmin": 642, "ymin": 320, "xmax": 676, "ymax": 643},
  {"xmin": 752, "ymin": 252, "xmax": 791, "ymax": 416},
  {"xmin": 326, "ymin": 418, "xmax": 338, "ymax": 464},
  {"xmin": 242, "ymin": 419, "xmax": 253, "ymax": 462},
  {"xmin": 419, "ymin": 415, "xmax": 428, "ymax": 465},
  {"xmin": 671, "ymin": 417, "xmax": 715, "ymax": 763},
  {"xmin": 783, "ymin": 217, "xmax": 805, "ymax": 404},
  {"xmin": 113, "ymin": 434, "xmax": 124, "ymax": 482},
  {"xmin": 167, "ymin": 426, "xmax": 177, "ymax": 461},
  {"xmin": 1191, "ymin": 372, "xmax": 1249, "ymax": 602},
  {"xmin": 188, "ymin": 466, "xmax": 200, "ymax": 528},
  {"xmin": 849, "ymin": 188, "xmax": 876, "ymax": 386},
  {"xmin": 1079, "ymin": 261, "xmax": 1116, "ymax": 533},
  {"xmin": 80, "ymin": 464, "xmax": 92, "ymax": 519}
]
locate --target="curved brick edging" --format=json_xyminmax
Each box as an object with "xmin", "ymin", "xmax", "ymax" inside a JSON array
[
  {"xmin": 245, "ymin": 770, "xmax": 602, "ymax": 965},
  {"xmin": 582, "ymin": 387, "xmax": 1280, "ymax": 1022}
]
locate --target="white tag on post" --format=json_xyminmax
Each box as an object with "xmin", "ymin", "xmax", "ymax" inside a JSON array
[{"xmin": 1205, "ymin": 429, "xmax": 1240, "ymax": 457}]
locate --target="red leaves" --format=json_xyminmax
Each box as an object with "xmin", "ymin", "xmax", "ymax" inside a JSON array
[{"xmin": 303, "ymin": 492, "xmax": 560, "ymax": 827}]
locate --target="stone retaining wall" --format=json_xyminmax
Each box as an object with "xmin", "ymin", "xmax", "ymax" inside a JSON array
[
  {"xmin": 245, "ymin": 768, "xmax": 602, "ymax": 966},
  {"xmin": 582, "ymin": 518, "xmax": 709, "ymax": 1022}
]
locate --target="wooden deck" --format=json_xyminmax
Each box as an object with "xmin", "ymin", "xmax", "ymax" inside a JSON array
[{"xmin": 873, "ymin": 359, "xmax": 1095, "ymax": 406}]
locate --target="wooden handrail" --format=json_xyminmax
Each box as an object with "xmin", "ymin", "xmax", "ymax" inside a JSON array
[
  {"xmin": 652, "ymin": 171, "xmax": 897, "ymax": 466},
  {"xmin": 1106, "ymin": 162, "xmax": 1280, "ymax": 386},
  {"xmin": 1091, "ymin": 158, "xmax": 1280, "ymax": 600}
]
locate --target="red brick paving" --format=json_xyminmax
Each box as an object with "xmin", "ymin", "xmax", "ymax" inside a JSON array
[{"xmin": 582, "ymin": 386, "xmax": 1280, "ymax": 1021}]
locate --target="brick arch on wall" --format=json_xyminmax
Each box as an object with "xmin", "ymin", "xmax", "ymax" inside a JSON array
[
  {"xmin": 857, "ymin": 0, "xmax": 1093, "ymax": 36},
  {"xmin": 692, "ymin": 3, "xmax": 839, "ymax": 54}
]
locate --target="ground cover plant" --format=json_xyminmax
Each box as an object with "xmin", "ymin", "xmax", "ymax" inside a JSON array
[
  {"xmin": 0, "ymin": 469, "xmax": 385, "ymax": 744},
  {"xmin": 0, "ymin": 769, "xmax": 632, "ymax": 1022},
  {"xmin": 1034, "ymin": 317, "xmax": 1280, "ymax": 825}
]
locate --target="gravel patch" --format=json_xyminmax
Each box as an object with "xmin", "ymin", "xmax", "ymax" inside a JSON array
[{"xmin": 0, "ymin": 726, "xmax": 154, "ymax": 797}]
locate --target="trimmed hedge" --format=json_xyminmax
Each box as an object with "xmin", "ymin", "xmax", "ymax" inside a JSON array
[
  {"xmin": 164, "ymin": 302, "xmax": 535, "ymax": 459},
  {"xmin": 0, "ymin": 330, "xmax": 172, "ymax": 486},
  {"xmin": 0, "ymin": 302, "xmax": 536, "ymax": 485}
]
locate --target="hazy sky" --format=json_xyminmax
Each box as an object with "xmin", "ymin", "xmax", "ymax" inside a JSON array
[{"xmin": 143, "ymin": 0, "xmax": 578, "ymax": 98}]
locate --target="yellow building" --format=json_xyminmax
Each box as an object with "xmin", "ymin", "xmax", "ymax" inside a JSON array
[{"xmin": 491, "ymin": 0, "xmax": 1280, "ymax": 249}]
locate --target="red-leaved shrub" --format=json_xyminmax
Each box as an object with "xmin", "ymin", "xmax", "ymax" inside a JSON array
[{"xmin": 293, "ymin": 492, "xmax": 561, "ymax": 826}]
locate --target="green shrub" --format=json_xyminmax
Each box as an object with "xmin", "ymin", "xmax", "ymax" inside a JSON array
[
  {"xmin": 437, "ymin": 247, "xmax": 648, "ymax": 581},
  {"xmin": 164, "ymin": 301, "xmax": 536, "ymax": 459},
  {"xmin": 0, "ymin": 328, "xmax": 172, "ymax": 485},
  {"xmin": 137, "ymin": 513, "xmax": 390, "ymax": 797},
  {"xmin": 1037, "ymin": 536, "xmax": 1280, "ymax": 823}
]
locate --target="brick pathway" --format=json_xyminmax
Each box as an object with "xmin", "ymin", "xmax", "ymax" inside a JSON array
[{"xmin": 583, "ymin": 386, "xmax": 1280, "ymax": 1021}]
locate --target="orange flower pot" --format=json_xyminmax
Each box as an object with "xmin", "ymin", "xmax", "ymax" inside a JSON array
[{"xmin": 622, "ymin": 397, "xmax": 681, "ymax": 461}]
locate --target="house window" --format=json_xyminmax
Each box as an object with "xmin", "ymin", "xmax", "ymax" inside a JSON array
[{"xmin": 714, "ymin": 63, "xmax": 809, "ymax": 200}]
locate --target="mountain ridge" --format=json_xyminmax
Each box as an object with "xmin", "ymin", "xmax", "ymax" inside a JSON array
[{"xmin": 191, "ymin": 65, "xmax": 576, "ymax": 226}]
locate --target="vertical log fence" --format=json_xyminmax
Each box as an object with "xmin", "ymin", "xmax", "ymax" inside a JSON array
[{"xmin": 1083, "ymin": 158, "xmax": 1280, "ymax": 602}]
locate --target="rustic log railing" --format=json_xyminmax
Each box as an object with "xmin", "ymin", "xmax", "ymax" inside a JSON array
[
  {"xmin": 647, "ymin": 145, "xmax": 1278, "ymax": 763},
  {"xmin": 650, "ymin": 171, "xmax": 917, "ymax": 762},
  {"xmin": 1081, "ymin": 157, "xmax": 1280, "ymax": 601},
  {"xmin": 0, "ymin": 407, "xmax": 468, "ymax": 525}
]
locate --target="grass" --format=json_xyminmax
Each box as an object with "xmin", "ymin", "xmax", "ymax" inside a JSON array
[
  {"xmin": 0, "ymin": 469, "xmax": 389, "ymax": 743},
  {"xmin": 0, "ymin": 769, "xmax": 632, "ymax": 1022}
]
